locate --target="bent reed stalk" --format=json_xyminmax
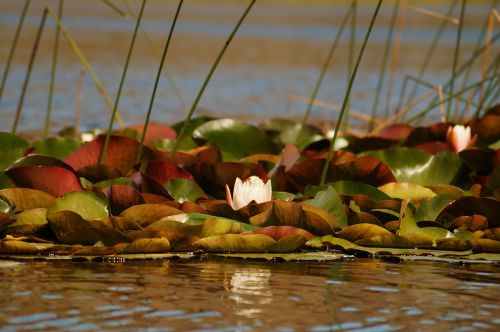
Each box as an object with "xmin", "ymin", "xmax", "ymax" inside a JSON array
[
  {"xmin": 99, "ymin": 0, "xmax": 147, "ymax": 164},
  {"xmin": 12, "ymin": 8, "xmax": 48, "ymax": 135},
  {"xmin": 320, "ymin": 0, "xmax": 383, "ymax": 186},
  {"xmin": 46, "ymin": 7, "xmax": 126, "ymax": 128},
  {"xmin": 136, "ymin": 0, "xmax": 184, "ymax": 163},
  {"xmin": 171, "ymin": 0, "xmax": 257, "ymax": 160}
]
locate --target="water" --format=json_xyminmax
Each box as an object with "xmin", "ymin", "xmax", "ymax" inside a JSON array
[
  {"xmin": 0, "ymin": 258, "xmax": 499, "ymax": 331},
  {"xmin": 0, "ymin": 1, "xmax": 498, "ymax": 133}
]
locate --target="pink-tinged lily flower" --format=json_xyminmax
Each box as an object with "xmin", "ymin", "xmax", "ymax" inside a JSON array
[
  {"xmin": 446, "ymin": 125, "xmax": 476, "ymax": 152},
  {"xmin": 226, "ymin": 176, "xmax": 272, "ymax": 210}
]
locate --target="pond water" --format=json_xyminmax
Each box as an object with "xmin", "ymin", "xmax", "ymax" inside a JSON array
[
  {"xmin": 0, "ymin": 1, "xmax": 497, "ymax": 133},
  {"xmin": 0, "ymin": 258, "xmax": 499, "ymax": 331}
]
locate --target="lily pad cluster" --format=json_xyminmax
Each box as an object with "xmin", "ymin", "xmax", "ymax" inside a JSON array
[{"xmin": 0, "ymin": 111, "xmax": 499, "ymax": 261}]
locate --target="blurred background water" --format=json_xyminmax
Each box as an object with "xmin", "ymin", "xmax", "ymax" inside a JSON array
[{"xmin": 0, "ymin": 0, "xmax": 497, "ymax": 133}]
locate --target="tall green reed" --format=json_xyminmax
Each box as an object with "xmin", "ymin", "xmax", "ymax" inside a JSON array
[
  {"xmin": 136, "ymin": 0, "xmax": 184, "ymax": 163},
  {"xmin": 99, "ymin": 0, "xmax": 147, "ymax": 164},
  {"xmin": 12, "ymin": 8, "xmax": 48, "ymax": 134},
  {"xmin": 44, "ymin": 0, "xmax": 63, "ymax": 138},
  {"xmin": 320, "ymin": 0, "xmax": 383, "ymax": 186},
  {"xmin": 0, "ymin": 0, "xmax": 31, "ymax": 103},
  {"xmin": 171, "ymin": 0, "xmax": 257, "ymax": 159}
]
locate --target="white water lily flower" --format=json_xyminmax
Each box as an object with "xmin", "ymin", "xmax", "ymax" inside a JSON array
[
  {"xmin": 446, "ymin": 125, "xmax": 475, "ymax": 152},
  {"xmin": 226, "ymin": 176, "xmax": 272, "ymax": 210}
]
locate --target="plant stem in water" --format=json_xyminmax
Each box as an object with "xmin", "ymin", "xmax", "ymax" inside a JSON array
[
  {"xmin": 12, "ymin": 8, "xmax": 47, "ymax": 134},
  {"xmin": 320, "ymin": 0, "xmax": 383, "ymax": 186},
  {"xmin": 0, "ymin": 0, "xmax": 31, "ymax": 103},
  {"xmin": 343, "ymin": 0, "xmax": 357, "ymax": 132},
  {"xmin": 446, "ymin": 0, "xmax": 467, "ymax": 121},
  {"xmin": 136, "ymin": 0, "xmax": 184, "ymax": 163},
  {"xmin": 44, "ymin": 0, "xmax": 63, "ymax": 138},
  {"xmin": 171, "ymin": 0, "xmax": 257, "ymax": 160},
  {"xmin": 99, "ymin": 0, "xmax": 147, "ymax": 164},
  {"xmin": 300, "ymin": 1, "xmax": 355, "ymax": 126}
]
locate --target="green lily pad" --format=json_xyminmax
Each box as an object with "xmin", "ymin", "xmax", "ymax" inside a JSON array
[
  {"xmin": 337, "ymin": 223, "xmax": 393, "ymax": 242},
  {"xmin": 47, "ymin": 191, "xmax": 109, "ymax": 220},
  {"xmin": 11, "ymin": 208, "xmax": 48, "ymax": 226},
  {"xmin": 399, "ymin": 206, "xmax": 451, "ymax": 242},
  {"xmin": 32, "ymin": 137, "xmax": 82, "ymax": 160},
  {"xmin": 305, "ymin": 186, "xmax": 348, "ymax": 229},
  {"xmin": 364, "ymin": 148, "xmax": 463, "ymax": 186},
  {"xmin": 379, "ymin": 182, "xmax": 436, "ymax": 201},
  {"xmin": 415, "ymin": 195, "xmax": 453, "ymax": 222},
  {"xmin": 261, "ymin": 119, "xmax": 325, "ymax": 149},
  {"xmin": 0, "ymin": 132, "xmax": 29, "ymax": 188},
  {"xmin": 192, "ymin": 119, "xmax": 277, "ymax": 160},
  {"xmin": 164, "ymin": 178, "xmax": 207, "ymax": 202}
]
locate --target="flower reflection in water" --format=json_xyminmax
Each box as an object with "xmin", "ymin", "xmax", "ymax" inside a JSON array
[{"xmin": 229, "ymin": 267, "xmax": 273, "ymax": 317}]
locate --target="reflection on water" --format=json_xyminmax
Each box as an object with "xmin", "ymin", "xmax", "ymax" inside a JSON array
[{"xmin": 0, "ymin": 258, "xmax": 499, "ymax": 331}]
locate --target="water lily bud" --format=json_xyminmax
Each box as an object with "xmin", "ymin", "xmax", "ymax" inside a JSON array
[
  {"xmin": 446, "ymin": 125, "xmax": 476, "ymax": 152},
  {"xmin": 226, "ymin": 176, "xmax": 272, "ymax": 210}
]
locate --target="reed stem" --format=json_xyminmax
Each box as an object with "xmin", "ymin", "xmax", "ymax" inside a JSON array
[
  {"xmin": 74, "ymin": 69, "xmax": 85, "ymax": 136},
  {"xmin": 369, "ymin": 0, "xmax": 399, "ymax": 131},
  {"xmin": 343, "ymin": 0, "xmax": 357, "ymax": 132},
  {"xmin": 44, "ymin": 0, "xmax": 63, "ymax": 138},
  {"xmin": 46, "ymin": 7, "xmax": 126, "ymax": 128},
  {"xmin": 101, "ymin": 0, "xmax": 128, "ymax": 18},
  {"xmin": 12, "ymin": 8, "xmax": 47, "ymax": 134},
  {"xmin": 122, "ymin": 0, "xmax": 186, "ymax": 109},
  {"xmin": 0, "ymin": 0, "xmax": 31, "ymax": 103},
  {"xmin": 446, "ymin": 0, "xmax": 467, "ymax": 121},
  {"xmin": 136, "ymin": 0, "xmax": 184, "ymax": 163},
  {"xmin": 99, "ymin": 0, "xmax": 147, "ymax": 164},
  {"xmin": 300, "ymin": 1, "xmax": 355, "ymax": 126},
  {"xmin": 320, "ymin": 0, "xmax": 383, "ymax": 186},
  {"xmin": 171, "ymin": 0, "xmax": 256, "ymax": 159}
]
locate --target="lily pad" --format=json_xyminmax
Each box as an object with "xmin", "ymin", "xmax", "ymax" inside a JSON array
[
  {"xmin": 337, "ymin": 223, "xmax": 393, "ymax": 242},
  {"xmin": 47, "ymin": 191, "xmax": 109, "ymax": 220},
  {"xmin": 121, "ymin": 237, "xmax": 171, "ymax": 254},
  {"xmin": 305, "ymin": 186, "xmax": 348, "ymax": 229},
  {"xmin": 32, "ymin": 137, "xmax": 82, "ymax": 160},
  {"xmin": 192, "ymin": 119, "xmax": 277, "ymax": 160},
  {"xmin": 0, "ymin": 132, "xmax": 29, "ymax": 188},
  {"xmin": 47, "ymin": 210, "xmax": 129, "ymax": 245},
  {"xmin": 194, "ymin": 233, "xmax": 308, "ymax": 253},
  {"xmin": 164, "ymin": 178, "xmax": 207, "ymax": 202},
  {"xmin": 120, "ymin": 204, "xmax": 184, "ymax": 227},
  {"xmin": 415, "ymin": 195, "xmax": 453, "ymax": 222},
  {"xmin": 379, "ymin": 182, "xmax": 436, "ymax": 201},
  {"xmin": 363, "ymin": 148, "xmax": 463, "ymax": 186},
  {"xmin": 399, "ymin": 206, "xmax": 451, "ymax": 242},
  {"xmin": 5, "ymin": 155, "xmax": 83, "ymax": 197},
  {"xmin": 0, "ymin": 188, "xmax": 55, "ymax": 212}
]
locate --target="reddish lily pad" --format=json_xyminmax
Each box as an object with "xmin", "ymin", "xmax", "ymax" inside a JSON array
[
  {"xmin": 5, "ymin": 155, "xmax": 82, "ymax": 197},
  {"xmin": 437, "ymin": 196, "xmax": 500, "ymax": 227},
  {"xmin": 126, "ymin": 123, "xmax": 177, "ymax": 143},
  {"xmin": 65, "ymin": 135, "xmax": 151, "ymax": 174}
]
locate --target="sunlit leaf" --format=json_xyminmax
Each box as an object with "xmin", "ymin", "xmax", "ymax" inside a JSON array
[
  {"xmin": 399, "ymin": 206, "xmax": 451, "ymax": 242},
  {"xmin": 379, "ymin": 182, "xmax": 436, "ymax": 201},
  {"xmin": 121, "ymin": 237, "xmax": 170, "ymax": 254},
  {"xmin": 0, "ymin": 132, "xmax": 29, "ymax": 188},
  {"xmin": 415, "ymin": 195, "xmax": 453, "ymax": 222},
  {"xmin": 364, "ymin": 148, "xmax": 463, "ymax": 186},
  {"xmin": 0, "ymin": 240, "xmax": 38, "ymax": 254},
  {"xmin": 337, "ymin": 223, "xmax": 392, "ymax": 242},
  {"xmin": 120, "ymin": 204, "xmax": 184, "ymax": 227},
  {"xmin": 0, "ymin": 188, "xmax": 55, "ymax": 212},
  {"xmin": 192, "ymin": 118, "xmax": 278, "ymax": 160},
  {"xmin": 47, "ymin": 191, "xmax": 109, "ymax": 220}
]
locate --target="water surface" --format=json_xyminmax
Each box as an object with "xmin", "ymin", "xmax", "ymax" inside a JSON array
[{"xmin": 1, "ymin": 258, "xmax": 499, "ymax": 331}]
